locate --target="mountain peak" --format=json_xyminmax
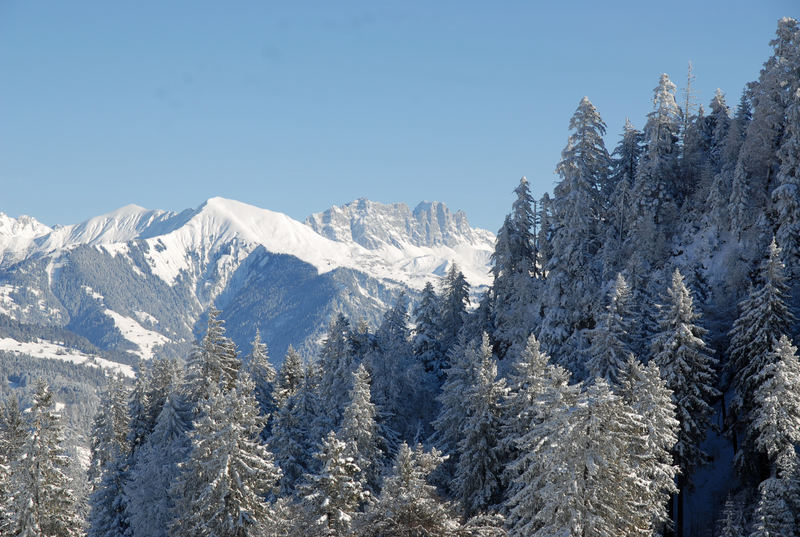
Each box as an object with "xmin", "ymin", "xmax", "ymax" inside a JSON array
[{"xmin": 306, "ymin": 198, "xmax": 491, "ymax": 250}]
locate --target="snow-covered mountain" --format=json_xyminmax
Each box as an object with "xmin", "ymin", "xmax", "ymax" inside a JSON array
[{"xmin": 0, "ymin": 198, "xmax": 494, "ymax": 368}]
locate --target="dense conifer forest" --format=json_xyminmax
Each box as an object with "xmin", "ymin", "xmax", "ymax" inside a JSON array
[{"xmin": 2, "ymin": 17, "xmax": 800, "ymax": 537}]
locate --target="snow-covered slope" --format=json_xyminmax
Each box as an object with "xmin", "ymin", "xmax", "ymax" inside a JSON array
[{"xmin": 0, "ymin": 197, "xmax": 495, "ymax": 363}]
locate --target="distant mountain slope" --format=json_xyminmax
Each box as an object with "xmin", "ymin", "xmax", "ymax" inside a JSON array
[{"xmin": 0, "ymin": 198, "xmax": 494, "ymax": 365}]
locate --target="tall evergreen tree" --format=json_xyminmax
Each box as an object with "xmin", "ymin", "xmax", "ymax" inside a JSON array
[
  {"xmin": 5, "ymin": 380, "xmax": 83, "ymax": 537},
  {"xmin": 245, "ymin": 329, "xmax": 277, "ymax": 438},
  {"xmin": 413, "ymin": 282, "xmax": 446, "ymax": 380},
  {"xmin": 750, "ymin": 335, "xmax": 800, "ymax": 471},
  {"xmin": 541, "ymin": 96, "xmax": 610, "ymax": 369},
  {"xmin": 183, "ymin": 307, "xmax": 240, "ymax": 409},
  {"xmin": 170, "ymin": 374, "xmax": 282, "ymax": 537},
  {"xmin": 297, "ymin": 430, "xmax": 369, "ymax": 537},
  {"xmin": 617, "ymin": 356, "xmax": 679, "ymax": 533},
  {"xmin": 439, "ymin": 263, "xmax": 471, "ymax": 354},
  {"xmin": 728, "ymin": 239, "xmax": 796, "ymax": 479},
  {"xmin": 453, "ymin": 334, "xmax": 507, "ymax": 517},
  {"xmin": 652, "ymin": 269, "xmax": 718, "ymax": 536},
  {"xmin": 628, "ymin": 73, "xmax": 682, "ymax": 266},
  {"xmin": 353, "ymin": 443, "xmax": 461, "ymax": 537},
  {"xmin": 318, "ymin": 314, "xmax": 357, "ymax": 424},
  {"xmin": 126, "ymin": 389, "xmax": 191, "ymax": 537},
  {"xmin": 339, "ymin": 363, "xmax": 388, "ymax": 493},
  {"xmin": 274, "ymin": 345, "xmax": 304, "ymax": 408},
  {"xmin": 88, "ymin": 377, "xmax": 130, "ymax": 488},
  {"xmin": 511, "ymin": 379, "xmax": 650, "ymax": 537},
  {"xmin": 270, "ymin": 366, "xmax": 326, "ymax": 496},
  {"xmin": 585, "ymin": 273, "xmax": 634, "ymax": 384}
]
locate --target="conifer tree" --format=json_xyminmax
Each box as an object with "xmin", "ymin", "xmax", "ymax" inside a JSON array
[
  {"xmin": 652, "ymin": 269, "xmax": 718, "ymax": 474},
  {"xmin": 750, "ymin": 476, "xmax": 797, "ymax": 537},
  {"xmin": 628, "ymin": 73, "xmax": 682, "ymax": 266},
  {"xmin": 245, "ymin": 329, "xmax": 277, "ymax": 437},
  {"xmin": 729, "ymin": 239, "xmax": 796, "ymax": 478},
  {"xmin": 0, "ymin": 395, "xmax": 28, "ymax": 533},
  {"xmin": 431, "ymin": 333, "xmax": 479, "ymax": 486},
  {"xmin": 511, "ymin": 379, "xmax": 649, "ymax": 537},
  {"xmin": 170, "ymin": 374, "xmax": 282, "ymax": 537},
  {"xmin": 183, "ymin": 307, "xmax": 240, "ymax": 409},
  {"xmin": 274, "ymin": 345, "xmax": 304, "ymax": 408},
  {"xmin": 541, "ymin": 97, "xmax": 610, "ymax": 364},
  {"xmin": 88, "ymin": 377, "xmax": 130, "ymax": 488},
  {"xmin": 773, "ymin": 86, "xmax": 800, "ymax": 280},
  {"xmin": 439, "ymin": 263, "xmax": 471, "ymax": 354},
  {"xmin": 454, "ymin": 334, "xmax": 507, "ymax": 517},
  {"xmin": 499, "ymin": 335, "xmax": 553, "ymax": 499},
  {"xmin": 750, "ymin": 335, "xmax": 800, "ymax": 470},
  {"xmin": 370, "ymin": 292, "xmax": 425, "ymax": 441},
  {"xmin": 586, "ymin": 273, "xmax": 634, "ymax": 384},
  {"xmin": 603, "ymin": 120, "xmax": 642, "ymax": 275},
  {"xmin": 339, "ymin": 363, "xmax": 388, "ymax": 493},
  {"xmin": 270, "ymin": 366, "xmax": 326, "ymax": 495},
  {"xmin": 353, "ymin": 442, "xmax": 461, "ymax": 537},
  {"xmin": 716, "ymin": 495, "xmax": 747, "ymax": 537},
  {"xmin": 297, "ymin": 430, "xmax": 369, "ymax": 537},
  {"xmin": 490, "ymin": 178, "xmax": 540, "ymax": 359},
  {"xmin": 5, "ymin": 380, "xmax": 83, "ymax": 537},
  {"xmin": 413, "ymin": 282, "xmax": 446, "ymax": 380},
  {"xmin": 126, "ymin": 389, "xmax": 191, "ymax": 537},
  {"xmin": 505, "ymin": 360, "xmax": 578, "ymax": 537},
  {"xmin": 318, "ymin": 314, "xmax": 357, "ymax": 424},
  {"xmin": 617, "ymin": 356, "xmax": 679, "ymax": 533}
]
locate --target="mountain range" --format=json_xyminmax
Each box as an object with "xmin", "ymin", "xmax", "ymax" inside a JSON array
[{"xmin": 0, "ymin": 197, "xmax": 494, "ymax": 374}]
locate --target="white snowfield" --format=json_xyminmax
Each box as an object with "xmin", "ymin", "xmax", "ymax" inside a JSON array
[
  {"xmin": 0, "ymin": 197, "xmax": 494, "ymax": 290},
  {"xmin": 0, "ymin": 337, "xmax": 134, "ymax": 377}
]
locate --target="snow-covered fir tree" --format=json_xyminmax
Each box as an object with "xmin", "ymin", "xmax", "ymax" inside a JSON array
[
  {"xmin": 585, "ymin": 273, "xmax": 634, "ymax": 384},
  {"xmin": 270, "ymin": 364, "xmax": 326, "ymax": 496},
  {"xmin": 274, "ymin": 345, "xmax": 304, "ymax": 408},
  {"xmin": 245, "ymin": 329, "xmax": 277, "ymax": 437},
  {"xmin": 439, "ymin": 263, "xmax": 471, "ymax": 355},
  {"xmin": 617, "ymin": 356, "xmax": 679, "ymax": 533},
  {"xmin": 490, "ymin": 177, "xmax": 540, "ymax": 359},
  {"xmin": 750, "ymin": 335, "xmax": 800, "ymax": 471},
  {"xmin": 5, "ymin": 380, "xmax": 83, "ymax": 537},
  {"xmin": 431, "ymin": 333, "xmax": 479, "ymax": 489},
  {"xmin": 413, "ymin": 281, "xmax": 446, "ymax": 380},
  {"xmin": 749, "ymin": 475, "xmax": 797, "ymax": 537},
  {"xmin": 339, "ymin": 363, "xmax": 388, "ymax": 493},
  {"xmin": 170, "ymin": 373, "xmax": 282, "ymax": 537},
  {"xmin": 296, "ymin": 430, "xmax": 369, "ymax": 537},
  {"xmin": 182, "ymin": 307, "xmax": 240, "ymax": 409},
  {"xmin": 318, "ymin": 314, "xmax": 357, "ymax": 425},
  {"xmin": 88, "ymin": 377, "xmax": 130, "ymax": 488},
  {"xmin": 125, "ymin": 389, "xmax": 191, "ymax": 537},
  {"xmin": 628, "ymin": 73, "xmax": 682, "ymax": 267},
  {"xmin": 453, "ymin": 334, "xmax": 507, "ymax": 517},
  {"xmin": 728, "ymin": 239, "xmax": 796, "ymax": 479},
  {"xmin": 540, "ymin": 96, "xmax": 610, "ymax": 371},
  {"xmin": 652, "ymin": 269, "xmax": 718, "ymax": 475},
  {"xmin": 504, "ymin": 360, "xmax": 578, "ymax": 537},
  {"xmin": 369, "ymin": 292, "xmax": 428, "ymax": 442},
  {"xmin": 512, "ymin": 379, "xmax": 650, "ymax": 537},
  {"xmin": 353, "ymin": 442, "xmax": 505, "ymax": 537}
]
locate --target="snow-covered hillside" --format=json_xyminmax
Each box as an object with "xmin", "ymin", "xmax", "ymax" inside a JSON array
[{"xmin": 0, "ymin": 197, "xmax": 494, "ymax": 363}]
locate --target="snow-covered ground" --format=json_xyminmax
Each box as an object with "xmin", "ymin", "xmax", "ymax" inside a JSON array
[{"xmin": 0, "ymin": 337, "xmax": 134, "ymax": 377}]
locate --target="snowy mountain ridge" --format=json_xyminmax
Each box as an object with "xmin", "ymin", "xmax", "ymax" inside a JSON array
[
  {"xmin": 1, "ymin": 197, "xmax": 493, "ymax": 291},
  {"xmin": 0, "ymin": 197, "xmax": 494, "ymax": 365}
]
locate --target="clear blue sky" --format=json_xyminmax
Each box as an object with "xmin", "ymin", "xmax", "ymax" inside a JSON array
[{"xmin": 0, "ymin": 1, "xmax": 795, "ymax": 231}]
